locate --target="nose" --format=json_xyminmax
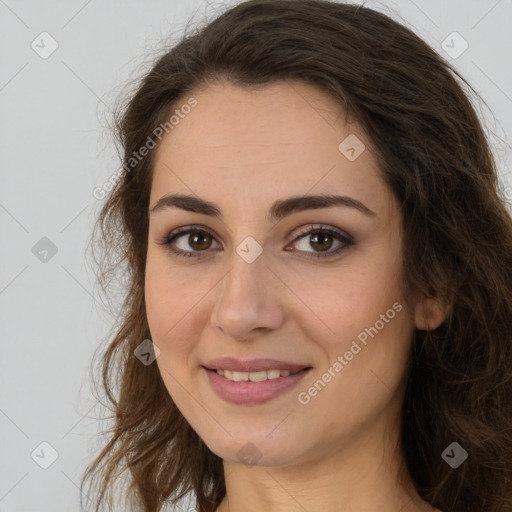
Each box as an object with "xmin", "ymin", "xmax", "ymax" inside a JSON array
[{"xmin": 209, "ymin": 245, "xmax": 285, "ymax": 341}]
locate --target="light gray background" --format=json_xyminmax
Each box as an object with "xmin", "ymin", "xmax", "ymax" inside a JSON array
[{"xmin": 1, "ymin": 1, "xmax": 511, "ymax": 511}]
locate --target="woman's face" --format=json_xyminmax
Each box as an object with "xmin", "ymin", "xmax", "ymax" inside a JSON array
[{"xmin": 145, "ymin": 80, "xmax": 417, "ymax": 467}]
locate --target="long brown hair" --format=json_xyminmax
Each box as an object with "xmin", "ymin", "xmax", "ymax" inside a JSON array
[{"xmin": 82, "ymin": 1, "xmax": 512, "ymax": 511}]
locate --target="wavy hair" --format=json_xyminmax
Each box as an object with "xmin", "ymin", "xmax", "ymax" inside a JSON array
[{"xmin": 82, "ymin": 1, "xmax": 512, "ymax": 511}]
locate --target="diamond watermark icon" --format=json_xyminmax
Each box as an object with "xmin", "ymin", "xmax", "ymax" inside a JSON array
[
  {"xmin": 31, "ymin": 31, "xmax": 59, "ymax": 59},
  {"xmin": 338, "ymin": 134, "xmax": 366, "ymax": 161},
  {"xmin": 441, "ymin": 441, "xmax": 468, "ymax": 468},
  {"xmin": 31, "ymin": 441, "xmax": 59, "ymax": 469},
  {"xmin": 32, "ymin": 237, "xmax": 58, "ymax": 263},
  {"xmin": 501, "ymin": 184, "xmax": 512, "ymax": 201},
  {"xmin": 237, "ymin": 442, "xmax": 262, "ymax": 466},
  {"xmin": 441, "ymin": 31, "xmax": 468, "ymax": 59},
  {"xmin": 236, "ymin": 236, "xmax": 263, "ymax": 263},
  {"xmin": 134, "ymin": 338, "xmax": 160, "ymax": 365}
]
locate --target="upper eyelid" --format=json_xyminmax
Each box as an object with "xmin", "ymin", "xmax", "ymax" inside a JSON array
[
  {"xmin": 164, "ymin": 223, "xmax": 353, "ymax": 247},
  {"xmin": 159, "ymin": 224, "xmax": 354, "ymax": 262}
]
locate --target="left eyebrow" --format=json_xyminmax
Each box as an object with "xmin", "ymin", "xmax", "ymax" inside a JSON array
[{"xmin": 149, "ymin": 193, "xmax": 376, "ymax": 220}]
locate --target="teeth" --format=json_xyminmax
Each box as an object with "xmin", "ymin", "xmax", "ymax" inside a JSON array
[
  {"xmin": 266, "ymin": 369, "xmax": 281, "ymax": 379},
  {"xmin": 215, "ymin": 368, "xmax": 295, "ymax": 381}
]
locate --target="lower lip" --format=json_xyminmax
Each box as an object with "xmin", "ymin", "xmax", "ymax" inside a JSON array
[{"xmin": 203, "ymin": 367, "xmax": 312, "ymax": 405}]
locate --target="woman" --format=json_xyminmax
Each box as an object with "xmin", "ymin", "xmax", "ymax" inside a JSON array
[{"xmin": 82, "ymin": 1, "xmax": 512, "ymax": 511}]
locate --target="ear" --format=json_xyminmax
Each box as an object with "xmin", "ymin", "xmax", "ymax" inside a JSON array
[{"xmin": 413, "ymin": 294, "xmax": 452, "ymax": 331}]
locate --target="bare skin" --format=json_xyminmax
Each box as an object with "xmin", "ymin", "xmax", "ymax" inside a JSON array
[{"xmin": 145, "ymin": 79, "xmax": 447, "ymax": 512}]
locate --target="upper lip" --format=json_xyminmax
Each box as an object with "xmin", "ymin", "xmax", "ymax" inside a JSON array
[{"xmin": 203, "ymin": 357, "xmax": 311, "ymax": 373}]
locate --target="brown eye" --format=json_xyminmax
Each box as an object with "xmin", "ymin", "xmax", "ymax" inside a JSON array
[
  {"xmin": 289, "ymin": 225, "xmax": 354, "ymax": 260},
  {"xmin": 158, "ymin": 227, "xmax": 221, "ymax": 259},
  {"xmin": 309, "ymin": 232, "xmax": 334, "ymax": 252},
  {"xmin": 187, "ymin": 231, "xmax": 213, "ymax": 251},
  {"xmin": 159, "ymin": 224, "xmax": 354, "ymax": 260}
]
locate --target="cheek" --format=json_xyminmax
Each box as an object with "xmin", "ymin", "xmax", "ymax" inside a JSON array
[
  {"xmin": 294, "ymin": 268, "xmax": 412, "ymax": 436},
  {"xmin": 144, "ymin": 249, "xmax": 195, "ymax": 336},
  {"xmin": 290, "ymin": 246, "xmax": 406, "ymax": 351},
  {"xmin": 144, "ymin": 257, "xmax": 169, "ymax": 337},
  {"xmin": 144, "ymin": 261, "xmax": 196, "ymax": 403},
  {"xmin": 144, "ymin": 252, "xmax": 211, "ymax": 373}
]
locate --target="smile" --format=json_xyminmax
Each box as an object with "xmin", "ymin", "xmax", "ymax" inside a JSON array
[
  {"xmin": 203, "ymin": 366, "xmax": 312, "ymax": 405},
  {"xmin": 215, "ymin": 368, "xmax": 301, "ymax": 381}
]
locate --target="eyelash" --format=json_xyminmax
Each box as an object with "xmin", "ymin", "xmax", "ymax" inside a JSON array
[{"xmin": 157, "ymin": 224, "xmax": 354, "ymax": 261}]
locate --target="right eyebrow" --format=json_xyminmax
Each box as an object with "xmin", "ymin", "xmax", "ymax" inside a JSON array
[{"xmin": 149, "ymin": 193, "xmax": 376, "ymax": 221}]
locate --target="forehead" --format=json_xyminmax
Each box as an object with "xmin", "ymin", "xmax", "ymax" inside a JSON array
[
  {"xmin": 155, "ymin": 80, "xmax": 355, "ymax": 159},
  {"xmin": 150, "ymin": 80, "xmax": 388, "ymax": 215}
]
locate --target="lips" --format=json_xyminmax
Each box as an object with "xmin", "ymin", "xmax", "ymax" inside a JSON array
[
  {"xmin": 202, "ymin": 357, "xmax": 311, "ymax": 373},
  {"xmin": 203, "ymin": 362, "xmax": 312, "ymax": 405}
]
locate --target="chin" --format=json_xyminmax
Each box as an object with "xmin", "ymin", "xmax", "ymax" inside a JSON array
[{"xmin": 200, "ymin": 429, "xmax": 306, "ymax": 468}]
